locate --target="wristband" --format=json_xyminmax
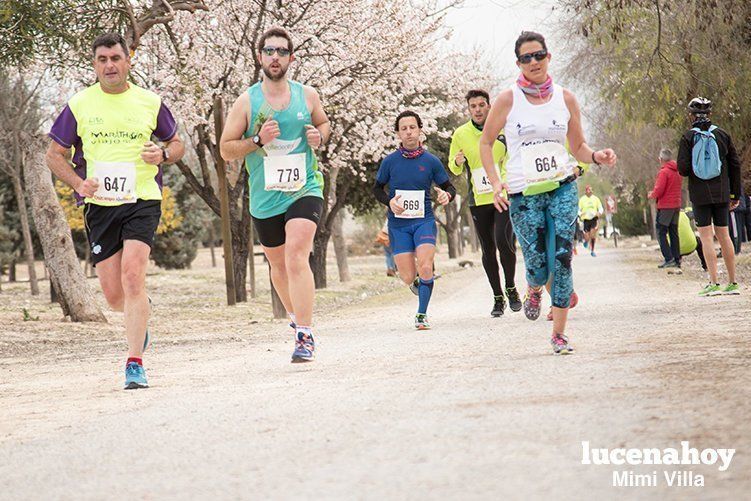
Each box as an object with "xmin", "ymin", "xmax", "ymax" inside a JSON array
[{"xmin": 591, "ymin": 150, "xmax": 600, "ymax": 166}]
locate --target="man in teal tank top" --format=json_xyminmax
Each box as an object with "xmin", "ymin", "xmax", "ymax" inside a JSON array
[
  {"xmin": 46, "ymin": 33, "xmax": 185, "ymax": 390},
  {"xmin": 221, "ymin": 27, "xmax": 330, "ymax": 363}
]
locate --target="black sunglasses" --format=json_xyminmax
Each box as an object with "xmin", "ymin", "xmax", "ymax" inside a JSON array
[
  {"xmin": 518, "ymin": 50, "xmax": 548, "ymax": 64},
  {"xmin": 261, "ymin": 46, "xmax": 291, "ymax": 57}
]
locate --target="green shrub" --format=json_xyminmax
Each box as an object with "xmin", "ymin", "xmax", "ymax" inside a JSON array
[{"xmin": 613, "ymin": 204, "xmax": 648, "ymax": 236}]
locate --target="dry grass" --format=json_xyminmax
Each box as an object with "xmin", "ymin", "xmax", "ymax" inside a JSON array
[{"xmin": 0, "ymin": 246, "xmax": 465, "ymax": 362}]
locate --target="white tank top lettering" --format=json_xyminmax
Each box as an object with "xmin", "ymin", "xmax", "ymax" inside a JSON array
[{"xmin": 505, "ymin": 84, "xmax": 575, "ymax": 194}]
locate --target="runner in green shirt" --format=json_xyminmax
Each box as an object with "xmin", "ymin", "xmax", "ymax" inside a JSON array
[
  {"xmin": 46, "ymin": 33, "xmax": 185, "ymax": 389},
  {"xmin": 578, "ymin": 185, "xmax": 604, "ymax": 257},
  {"xmin": 448, "ymin": 90, "xmax": 521, "ymax": 316}
]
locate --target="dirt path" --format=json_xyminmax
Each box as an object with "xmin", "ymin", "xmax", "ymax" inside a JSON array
[{"xmin": 1, "ymin": 245, "xmax": 749, "ymax": 500}]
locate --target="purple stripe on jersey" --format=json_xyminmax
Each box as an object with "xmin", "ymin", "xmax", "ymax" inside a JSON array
[
  {"xmin": 154, "ymin": 102, "xmax": 178, "ymax": 141},
  {"xmin": 49, "ymin": 105, "xmax": 88, "ymax": 205},
  {"xmin": 153, "ymin": 102, "xmax": 175, "ymax": 194},
  {"xmin": 49, "ymin": 105, "xmax": 78, "ymax": 148},
  {"xmin": 71, "ymin": 140, "xmax": 87, "ymax": 206},
  {"xmin": 155, "ymin": 166, "xmax": 163, "ymax": 192}
]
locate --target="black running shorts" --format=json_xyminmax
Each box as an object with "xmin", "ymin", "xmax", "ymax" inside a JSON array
[
  {"xmin": 252, "ymin": 196, "xmax": 323, "ymax": 248},
  {"xmin": 692, "ymin": 202, "xmax": 729, "ymax": 228},
  {"xmin": 84, "ymin": 199, "xmax": 162, "ymax": 265},
  {"xmin": 582, "ymin": 216, "xmax": 599, "ymax": 233}
]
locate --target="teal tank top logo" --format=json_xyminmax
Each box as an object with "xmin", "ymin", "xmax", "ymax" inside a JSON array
[{"xmin": 244, "ymin": 80, "xmax": 324, "ymax": 219}]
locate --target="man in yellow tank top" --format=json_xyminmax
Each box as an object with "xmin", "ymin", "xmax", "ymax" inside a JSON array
[
  {"xmin": 578, "ymin": 185, "xmax": 604, "ymax": 257},
  {"xmin": 46, "ymin": 33, "xmax": 185, "ymax": 389}
]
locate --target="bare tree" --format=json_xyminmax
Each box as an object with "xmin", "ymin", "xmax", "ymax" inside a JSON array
[
  {"xmin": 5, "ymin": 1, "xmax": 208, "ymax": 319},
  {"xmin": 0, "ymin": 73, "xmax": 42, "ymax": 295},
  {"xmin": 24, "ymin": 135, "xmax": 106, "ymax": 321}
]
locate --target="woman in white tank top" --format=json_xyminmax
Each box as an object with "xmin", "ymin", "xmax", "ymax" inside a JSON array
[{"xmin": 478, "ymin": 31, "xmax": 617, "ymax": 355}]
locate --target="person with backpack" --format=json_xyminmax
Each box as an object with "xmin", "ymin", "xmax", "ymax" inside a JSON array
[{"xmin": 676, "ymin": 97, "xmax": 742, "ymax": 296}]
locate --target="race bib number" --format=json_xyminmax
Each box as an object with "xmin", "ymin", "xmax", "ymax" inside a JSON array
[
  {"xmin": 520, "ymin": 141, "xmax": 570, "ymax": 185},
  {"xmin": 92, "ymin": 161, "xmax": 136, "ymax": 204},
  {"xmin": 263, "ymin": 153, "xmax": 306, "ymax": 192},
  {"xmin": 471, "ymin": 167, "xmax": 493, "ymax": 195},
  {"xmin": 395, "ymin": 189, "xmax": 425, "ymax": 219}
]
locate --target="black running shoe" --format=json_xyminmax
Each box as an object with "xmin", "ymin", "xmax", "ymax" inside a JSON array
[
  {"xmin": 506, "ymin": 287, "xmax": 522, "ymax": 312},
  {"xmin": 491, "ymin": 295, "xmax": 505, "ymax": 317}
]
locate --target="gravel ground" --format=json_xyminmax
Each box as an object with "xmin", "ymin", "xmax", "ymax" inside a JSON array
[{"xmin": 0, "ymin": 243, "xmax": 748, "ymax": 500}]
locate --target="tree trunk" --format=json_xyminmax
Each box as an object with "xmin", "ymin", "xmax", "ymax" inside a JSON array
[
  {"xmin": 332, "ymin": 210, "xmax": 350, "ymax": 282},
  {"xmin": 49, "ymin": 267, "xmax": 57, "ymax": 304},
  {"xmin": 270, "ymin": 277, "xmax": 286, "ymax": 319},
  {"xmin": 12, "ymin": 173, "xmax": 39, "ymax": 295},
  {"xmin": 648, "ymin": 198, "xmax": 657, "ymax": 240},
  {"xmin": 466, "ymin": 208, "xmax": 479, "ymax": 252},
  {"xmin": 209, "ymin": 223, "xmax": 216, "ymax": 268},
  {"xmin": 49, "ymin": 269, "xmax": 68, "ymax": 315},
  {"xmin": 213, "ymin": 96, "xmax": 237, "ymax": 305},
  {"xmin": 9, "ymin": 261, "xmax": 16, "ymax": 282},
  {"xmin": 230, "ymin": 220, "xmax": 249, "ymax": 303},
  {"xmin": 444, "ymin": 200, "xmax": 461, "ymax": 259},
  {"xmin": 84, "ymin": 244, "xmax": 92, "ymax": 277},
  {"xmin": 311, "ymin": 228, "xmax": 330, "ymax": 289},
  {"xmin": 23, "ymin": 146, "xmax": 106, "ymax": 322},
  {"xmin": 248, "ymin": 219, "xmax": 256, "ymax": 298}
]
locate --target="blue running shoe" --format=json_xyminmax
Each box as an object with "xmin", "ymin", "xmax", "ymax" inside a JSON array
[
  {"xmin": 583, "ymin": 240, "xmax": 588, "ymax": 249},
  {"xmin": 124, "ymin": 362, "xmax": 149, "ymax": 389},
  {"xmin": 291, "ymin": 331, "xmax": 315, "ymax": 363},
  {"xmin": 591, "ymin": 251, "xmax": 597, "ymax": 257}
]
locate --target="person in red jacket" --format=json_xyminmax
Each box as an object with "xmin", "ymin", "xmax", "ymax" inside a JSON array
[{"xmin": 648, "ymin": 148, "xmax": 683, "ymax": 268}]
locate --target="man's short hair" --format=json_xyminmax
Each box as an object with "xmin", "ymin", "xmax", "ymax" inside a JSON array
[
  {"xmin": 92, "ymin": 33, "xmax": 129, "ymax": 57},
  {"xmin": 257, "ymin": 27, "xmax": 294, "ymax": 53},
  {"xmin": 515, "ymin": 31, "xmax": 547, "ymax": 58},
  {"xmin": 465, "ymin": 89, "xmax": 490, "ymax": 104},
  {"xmin": 394, "ymin": 110, "xmax": 423, "ymax": 131},
  {"xmin": 659, "ymin": 148, "xmax": 673, "ymax": 161}
]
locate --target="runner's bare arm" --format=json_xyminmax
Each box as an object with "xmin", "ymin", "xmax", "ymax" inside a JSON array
[
  {"xmin": 45, "ymin": 141, "xmax": 98, "ymax": 197},
  {"xmin": 220, "ymin": 92, "xmax": 258, "ymax": 161},
  {"xmin": 480, "ymin": 89, "xmax": 512, "ymax": 190},
  {"xmin": 305, "ymin": 86, "xmax": 331, "ymax": 146},
  {"xmin": 564, "ymin": 89, "xmax": 617, "ymax": 167},
  {"xmin": 163, "ymin": 134, "xmax": 185, "ymax": 163}
]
